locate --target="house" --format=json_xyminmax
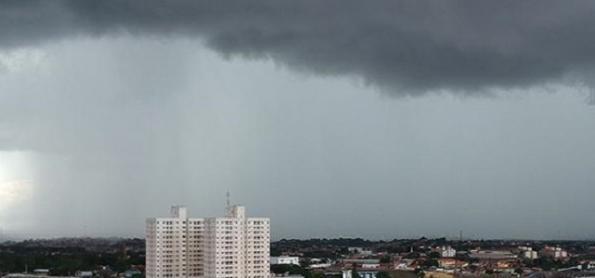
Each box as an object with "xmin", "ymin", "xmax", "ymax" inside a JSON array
[
  {"xmin": 437, "ymin": 258, "xmax": 468, "ymax": 269},
  {"xmin": 271, "ymin": 256, "xmax": 301, "ymax": 266}
]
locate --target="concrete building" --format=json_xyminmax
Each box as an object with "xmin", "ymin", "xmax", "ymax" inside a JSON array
[
  {"xmin": 519, "ymin": 247, "xmax": 539, "ymax": 260},
  {"xmin": 341, "ymin": 270, "xmax": 377, "ymax": 278},
  {"xmin": 270, "ymin": 256, "xmax": 300, "ymax": 266},
  {"xmin": 540, "ymin": 246, "xmax": 568, "ymax": 260},
  {"xmin": 523, "ymin": 250, "xmax": 539, "ymax": 260},
  {"xmin": 469, "ymin": 250, "xmax": 517, "ymax": 270},
  {"xmin": 146, "ymin": 205, "xmax": 270, "ymax": 278},
  {"xmin": 434, "ymin": 246, "xmax": 456, "ymax": 258},
  {"xmin": 341, "ymin": 259, "xmax": 380, "ymax": 271},
  {"xmin": 469, "ymin": 250, "xmax": 517, "ymax": 261},
  {"xmin": 437, "ymin": 258, "xmax": 468, "ymax": 269},
  {"xmin": 307, "ymin": 263, "xmax": 332, "ymax": 269}
]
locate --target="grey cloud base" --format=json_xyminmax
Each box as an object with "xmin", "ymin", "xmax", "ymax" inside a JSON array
[{"xmin": 2, "ymin": 0, "xmax": 595, "ymax": 95}]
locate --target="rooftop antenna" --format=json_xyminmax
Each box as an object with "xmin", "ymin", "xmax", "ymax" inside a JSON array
[{"xmin": 225, "ymin": 190, "xmax": 231, "ymax": 215}]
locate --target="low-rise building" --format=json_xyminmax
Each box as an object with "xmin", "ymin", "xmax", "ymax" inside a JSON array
[
  {"xmin": 434, "ymin": 246, "xmax": 456, "ymax": 258},
  {"xmin": 540, "ymin": 246, "xmax": 568, "ymax": 260},
  {"xmin": 272, "ymin": 275, "xmax": 304, "ymax": 278},
  {"xmin": 75, "ymin": 271, "xmax": 93, "ymax": 278},
  {"xmin": 518, "ymin": 247, "xmax": 539, "ymax": 260},
  {"xmin": 437, "ymin": 258, "xmax": 468, "ymax": 269},
  {"xmin": 343, "ymin": 259, "xmax": 381, "ymax": 269},
  {"xmin": 308, "ymin": 263, "xmax": 332, "ymax": 269},
  {"xmin": 271, "ymin": 256, "xmax": 300, "ymax": 266},
  {"xmin": 524, "ymin": 250, "xmax": 539, "ymax": 260},
  {"xmin": 469, "ymin": 250, "xmax": 517, "ymax": 261},
  {"xmin": 341, "ymin": 270, "xmax": 378, "ymax": 278},
  {"xmin": 469, "ymin": 250, "xmax": 517, "ymax": 270}
]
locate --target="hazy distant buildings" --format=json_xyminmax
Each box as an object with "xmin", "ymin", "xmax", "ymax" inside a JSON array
[
  {"xmin": 146, "ymin": 205, "xmax": 270, "ymax": 278},
  {"xmin": 540, "ymin": 246, "xmax": 568, "ymax": 260},
  {"xmin": 469, "ymin": 250, "xmax": 517, "ymax": 261},
  {"xmin": 342, "ymin": 259, "xmax": 380, "ymax": 269},
  {"xmin": 434, "ymin": 246, "xmax": 456, "ymax": 258},
  {"xmin": 469, "ymin": 250, "xmax": 517, "ymax": 270},
  {"xmin": 519, "ymin": 246, "xmax": 539, "ymax": 260},
  {"xmin": 437, "ymin": 258, "xmax": 468, "ymax": 269}
]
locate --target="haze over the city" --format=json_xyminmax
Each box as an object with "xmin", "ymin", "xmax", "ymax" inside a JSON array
[{"xmin": 0, "ymin": 1, "xmax": 595, "ymax": 241}]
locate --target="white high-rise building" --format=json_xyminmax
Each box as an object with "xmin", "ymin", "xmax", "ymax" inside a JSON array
[{"xmin": 146, "ymin": 205, "xmax": 270, "ymax": 278}]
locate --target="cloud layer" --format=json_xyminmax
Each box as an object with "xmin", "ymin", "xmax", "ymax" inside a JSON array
[
  {"xmin": 1, "ymin": 3, "xmax": 595, "ymax": 239},
  {"xmin": 2, "ymin": 1, "xmax": 595, "ymax": 95}
]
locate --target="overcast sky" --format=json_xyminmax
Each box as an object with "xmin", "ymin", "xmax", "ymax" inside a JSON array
[{"xmin": 1, "ymin": 1, "xmax": 595, "ymax": 240}]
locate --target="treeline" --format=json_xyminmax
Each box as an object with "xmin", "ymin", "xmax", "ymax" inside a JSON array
[{"xmin": 0, "ymin": 246, "xmax": 143, "ymax": 275}]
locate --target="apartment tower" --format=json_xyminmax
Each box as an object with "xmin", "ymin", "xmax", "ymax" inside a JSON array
[{"xmin": 146, "ymin": 205, "xmax": 270, "ymax": 278}]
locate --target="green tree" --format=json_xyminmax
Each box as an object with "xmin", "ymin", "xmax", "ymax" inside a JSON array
[
  {"xmin": 380, "ymin": 256, "xmax": 392, "ymax": 263},
  {"xmin": 405, "ymin": 252, "xmax": 420, "ymax": 259},
  {"xmin": 428, "ymin": 252, "xmax": 441, "ymax": 259},
  {"xmin": 376, "ymin": 271, "xmax": 391, "ymax": 278},
  {"xmin": 310, "ymin": 272, "xmax": 325, "ymax": 278},
  {"xmin": 271, "ymin": 264, "xmax": 306, "ymax": 275},
  {"xmin": 423, "ymin": 259, "xmax": 438, "ymax": 268}
]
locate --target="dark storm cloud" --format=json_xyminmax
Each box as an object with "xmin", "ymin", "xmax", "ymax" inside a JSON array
[{"xmin": 2, "ymin": 0, "xmax": 595, "ymax": 94}]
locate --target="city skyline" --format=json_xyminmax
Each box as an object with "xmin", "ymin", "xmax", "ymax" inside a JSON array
[{"xmin": 1, "ymin": 1, "xmax": 595, "ymax": 240}]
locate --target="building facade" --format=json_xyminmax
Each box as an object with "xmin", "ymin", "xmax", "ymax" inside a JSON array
[
  {"xmin": 540, "ymin": 246, "xmax": 568, "ymax": 260},
  {"xmin": 434, "ymin": 246, "xmax": 456, "ymax": 258},
  {"xmin": 146, "ymin": 205, "xmax": 270, "ymax": 278},
  {"xmin": 270, "ymin": 256, "xmax": 300, "ymax": 266}
]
